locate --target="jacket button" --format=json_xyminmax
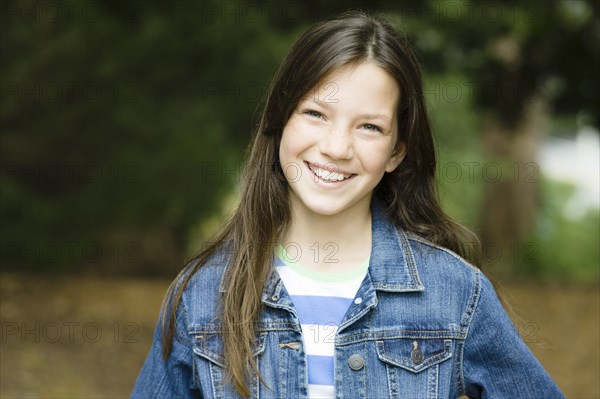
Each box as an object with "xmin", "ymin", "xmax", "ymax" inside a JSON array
[
  {"xmin": 411, "ymin": 342, "xmax": 424, "ymax": 365},
  {"xmin": 348, "ymin": 354, "xmax": 365, "ymax": 371},
  {"xmin": 354, "ymin": 297, "xmax": 362, "ymax": 305}
]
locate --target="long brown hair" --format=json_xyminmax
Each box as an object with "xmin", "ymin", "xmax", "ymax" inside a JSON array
[{"xmin": 162, "ymin": 10, "xmax": 482, "ymax": 397}]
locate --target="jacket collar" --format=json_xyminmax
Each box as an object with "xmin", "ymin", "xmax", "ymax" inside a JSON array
[
  {"xmin": 363, "ymin": 198, "xmax": 424, "ymax": 292},
  {"xmin": 220, "ymin": 198, "xmax": 424, "ymax": 296}
]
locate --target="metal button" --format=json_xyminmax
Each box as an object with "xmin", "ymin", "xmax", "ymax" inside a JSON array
[
  {"xmin": 354, "ymin": 297, "xmax": 362, "ymax": 305},
  {"xmin": 348, "ymin": 354, "xmax": 365, "ymax": 371},
  {"xmin": 411, "ymin": 341, "xmax": 424, "ymax": 365}
]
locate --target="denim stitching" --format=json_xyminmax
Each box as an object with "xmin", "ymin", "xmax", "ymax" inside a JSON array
[
  {"xmin": 455, "ymin": 339, "xmax": 466, "ymax": 396},
  {"xmin": 336, "ymin": 330, "xmax": 465, "ymax": 346},
  {"xmin": 385, "ymin": 358, "xmax": 397, "ymax": 398},
  {"xmin": 461, "ymin": 269, "xmax": 482, "ymax": 331},
  {"xmin": 427, "ymin": 363, "xmax": 439, "ymax": 399},
  {"xmin": 397, "ymin": 229, "xmax": 424, "ymax": 288},
  {"xmin": 375, "ymin": 339, "xmax": 453, "ymax": 372},
  {"xmin": 208, "ymin": 360, "xmax": 220, "ymax": 398},
  {"xmin": 193, "ymin": 344, "xmax": 226, "ymax": 368},
  {"xmin": 456, "ymin": 270, "xmax": 481, "ymax": 395},
  {"xmin": 404, "ymin": 233, "xmax": 481, "ymax": 274},
  {"xmin": 364, "ymin": 338, "xmax": 369, "ymax": 399},
  {"xmin": 192, "ymin": 347, "xmax": 200, "ymax": 390},
  {"xmin": 188, "ymin": 322, "xmax": 298, "ymax": 334}
]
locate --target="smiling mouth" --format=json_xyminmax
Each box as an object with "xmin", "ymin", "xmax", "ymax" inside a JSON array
[{"xmin": 305, "ymin": 161, "xmax": 357, "ymax": 182}]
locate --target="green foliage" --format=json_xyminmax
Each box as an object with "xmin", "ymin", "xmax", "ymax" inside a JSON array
[
  {"xmin": 520, "ymin": 178, "xmax": 600, "ymax": 282},
  {"xmin": 429, "ymin": 73, "xmax": 599, "ymax": 282},
  {"xmin": 0, "ymin": 1, "xmax": 297, "ymax": 274},
  {"xmin": 408, "ymin": 0, "xmax": 599, "ymax": 130},
  {"xmin": 427, "ymin": 73, "xmax": 484, "ymax": 228},
  {"xmin": 2, "ymin": 1, "xmax": 597, "ymax": 279}
]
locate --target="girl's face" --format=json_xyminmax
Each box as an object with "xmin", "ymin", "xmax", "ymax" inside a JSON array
[{"xmin": 279, "ymin": 62, "xmax": 406, "ymax": 218}]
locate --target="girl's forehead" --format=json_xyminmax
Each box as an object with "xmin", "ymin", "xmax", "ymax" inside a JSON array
[{"xmin": 302, "ymin": 62, "xmax": 400, "ymax": 110}]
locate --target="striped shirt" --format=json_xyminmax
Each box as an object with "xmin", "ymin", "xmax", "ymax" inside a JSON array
[{"xmin": 274, "ymin": 244, "xmax": 370, "ymax": 398}]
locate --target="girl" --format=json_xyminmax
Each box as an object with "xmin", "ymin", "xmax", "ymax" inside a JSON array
[{"xmin": 132, "ymin": 11, "xmax": 564, "ymax": 399}]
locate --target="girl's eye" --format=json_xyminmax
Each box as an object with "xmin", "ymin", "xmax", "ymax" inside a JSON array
[
  {"xmin": 304, "ymin": 110, "xmax": 323, "ymax": 119},
  {"xmin": 363, "ymin": 123, "xmax": 383, "ymax": 133}
]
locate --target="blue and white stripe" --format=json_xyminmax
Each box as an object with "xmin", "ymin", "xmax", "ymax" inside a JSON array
[{"xmin": 274, "ymin": 245, "xmax": 369, "ymax": 398}]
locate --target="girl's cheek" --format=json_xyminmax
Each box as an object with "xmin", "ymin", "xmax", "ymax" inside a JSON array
[
  {"xmin": 298, "ymin": 118, "xmax": 328, "ymax": 136},
  {"xmin": 359, "ymin": 141, "xmax": 397, "ymax": 165}
]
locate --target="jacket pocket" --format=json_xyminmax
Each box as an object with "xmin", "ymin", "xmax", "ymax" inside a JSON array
[
  {"xmin": 191, "ymin": 329, "xmax": 268, "ymax": 398},
  {"xmin": 375, "ymin": 337, "xmax": 452, "ymax": 373},
  {"xmin": 375, "ymin": 338, "xmax": 454, "ymax": 399},
  {"xmin": 192, "ymin": 330, "xmax": 268, "ymax": 368}
]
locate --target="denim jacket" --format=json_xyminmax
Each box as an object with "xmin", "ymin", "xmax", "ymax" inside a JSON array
[{"xmin": 132, "ymin": 199, "xmax": 565, "ymax": 398}]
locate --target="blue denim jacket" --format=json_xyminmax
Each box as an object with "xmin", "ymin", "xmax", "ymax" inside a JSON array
[{"xmin": 132, "ymin": 200, "xmax": 565, "ymax": 398}]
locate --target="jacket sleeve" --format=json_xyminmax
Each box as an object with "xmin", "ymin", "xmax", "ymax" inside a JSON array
[
  {"xmin": 131, "ymin": 294, "xmax": 202, "ymax": 399},
  {"xmin": 462, "ymin": 272, "xmax": 565, "ymax": 398}
]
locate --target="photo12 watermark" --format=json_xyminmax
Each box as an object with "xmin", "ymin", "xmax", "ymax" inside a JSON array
[
  {"xmin": 0, "ymin": 240, "xmax": 141, "ymax": 265},
  {"xmin": 195, "ymin": 1, "xmax": 304, "ymax": 24},
  {"xmin": 0, "ymin": 81, "xmax": 138, "ymax": 104},
  {"xmin": 1, "ymin": 321, "xmax": 140, "ymax": 344},
  {"xmin": 395, "ymin": 0, "xmax": 546, "ymax": 24},
  {"xmin": 424, "ymin": 81, "xmax": 542, "ymax": 105},
  {"xmin": 438, "ymin": 161, "xmax": 539, "ymax": 184},
  {"xmin": 1, "ymin": 0, "xmax": 138, "ymax": 24},
  {"xmin": 1, "ymin": 161, "xmax": 140, "ymax": 185}
]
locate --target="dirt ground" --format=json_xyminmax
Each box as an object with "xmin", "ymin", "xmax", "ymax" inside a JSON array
[{"xmin": 1, "ymin": 272, "xmax": 598, "ymax": 398}]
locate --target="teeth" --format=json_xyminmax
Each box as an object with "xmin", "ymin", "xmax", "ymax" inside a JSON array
[{"xmin": 308, "ymin": 164, "xmax": 352, "ymax": 181}]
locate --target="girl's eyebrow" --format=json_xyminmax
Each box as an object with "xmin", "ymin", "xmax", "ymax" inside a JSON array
[
  {"xmin": 363, "ymin": 114, "xmax": 392, "ymax": 124},
  {"xmin": 303, "ymin": 98, "xmax": 331, "ymax": 108},
  {"xmin": 304, "ymin": 98, "xmax": 392, "ymax": 124}
]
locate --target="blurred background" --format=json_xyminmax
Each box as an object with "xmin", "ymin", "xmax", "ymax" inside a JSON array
[{"xmin": 1, "ymin": 0, "xmax": 598, "ymax": 397}]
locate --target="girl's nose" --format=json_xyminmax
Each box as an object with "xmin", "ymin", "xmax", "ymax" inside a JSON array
[{"xmin": 319, "ymin": 126, "xmax": 353, "ymax": 160}]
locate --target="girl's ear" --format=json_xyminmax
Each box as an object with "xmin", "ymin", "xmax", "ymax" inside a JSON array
[{"xmin": 385, "ymin": 143, "xmax": 407, "ymax": 173}]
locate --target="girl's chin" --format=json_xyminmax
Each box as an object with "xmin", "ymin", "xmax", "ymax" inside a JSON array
[
  {"xmin": 307, "ymin": 206, "xmax": 345, "ymax": 217},
  {"xmin": 295, "ymin": 198, "xmax": 363, "ymax": 217},
  {"xmin": 291, "ymin": 198, "xmax": 341, "ymax": 216}
]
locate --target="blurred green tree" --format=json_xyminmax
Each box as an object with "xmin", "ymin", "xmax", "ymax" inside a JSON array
[
  {"xmin": 1, "ymin": 0, "xmax": 294, "ymax": 274},
  {"xmin": 401, "ymin": 0, "xmax": 598, "ymax": 271},
  {"xmin": 1, "ymin": 0, "xmax": 597, "ymax": 277}
]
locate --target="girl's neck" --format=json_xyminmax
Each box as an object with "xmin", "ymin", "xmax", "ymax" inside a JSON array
[{"xmin": 279, "ymin": 197, "xmax": 373, "ymax": 269}]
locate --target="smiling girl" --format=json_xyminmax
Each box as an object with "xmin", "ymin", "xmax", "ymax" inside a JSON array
[
  {"xmin": 278, "ymin": 61, "xmax": 403, "ymax": 277},
  {"xmin": 132, "ymin": 11, "xmax": 564, "ymax": 399}
]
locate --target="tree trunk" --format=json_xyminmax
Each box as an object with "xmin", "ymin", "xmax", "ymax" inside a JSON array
[{"xmin": 480, "ymin": 96, "xmax": 548, "ymax": 275}]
